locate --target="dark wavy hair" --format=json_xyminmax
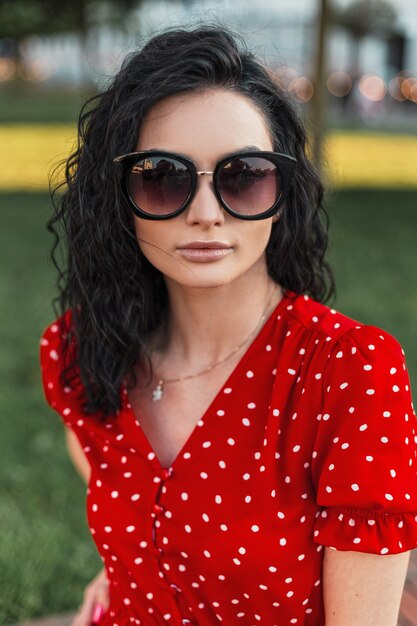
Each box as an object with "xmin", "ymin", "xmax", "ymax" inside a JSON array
[{"xmin": 48, "ymin": 23, "xmax": 335, "ymax": 419}]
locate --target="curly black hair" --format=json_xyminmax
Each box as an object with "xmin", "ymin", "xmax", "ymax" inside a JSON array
[{"xmin": 48, "ymin": 22, "xmax": 335, "ymax": 419}]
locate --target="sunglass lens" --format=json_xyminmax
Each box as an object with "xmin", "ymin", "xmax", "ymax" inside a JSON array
[
  {"xmin": 218, "ymin": 156, "xmax": 281, "ymax": 215},
  {"xmin": 127, "ymin": 156, "xmax": 192, "ymax": 216}
]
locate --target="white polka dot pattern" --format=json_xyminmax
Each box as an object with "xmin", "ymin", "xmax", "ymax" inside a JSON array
[
  {"xmin": 311, "ymin": 325, "xmax": 417, "ymax": 553},
  {"xmin": 39, "ymin": 291, "xmax": 417, "ymax": 626}
]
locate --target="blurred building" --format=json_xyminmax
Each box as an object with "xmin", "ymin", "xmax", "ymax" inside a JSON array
[{"xmin": 1, "ymin": 0, "xmax": 416, "ymax": 114}]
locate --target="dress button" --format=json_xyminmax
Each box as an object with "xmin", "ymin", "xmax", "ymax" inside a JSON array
[
  {"xmin": 153, "ymin": 503, "xmax": 164, "ymax": 514},
  {"xmin": 160, "ymin": 467, "xmax": 173, "ymax": 480}
]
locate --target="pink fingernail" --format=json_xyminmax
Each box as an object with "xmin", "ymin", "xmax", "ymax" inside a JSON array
[{"xmin": 92, "ymin": 604, "xmax": 105, "ymax": 624}]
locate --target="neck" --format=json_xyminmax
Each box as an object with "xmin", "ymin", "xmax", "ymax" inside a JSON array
[{"xmin": 147, "ymin": 273, "xmax": 283, "ymax": 371}]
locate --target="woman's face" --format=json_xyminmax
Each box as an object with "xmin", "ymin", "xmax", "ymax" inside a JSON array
[{"xmin": 133, "ymin": 88, "xmax": 280, "ymax": 290}]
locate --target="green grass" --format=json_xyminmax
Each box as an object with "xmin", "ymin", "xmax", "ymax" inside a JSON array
[
  {"xmin": 0, "ymin": 193, "xmax": 101, "ymax": 623},
  {"xmin": 326, "ymin": 188, "xmax": 417, "ymax": 379},
  {"xmin": 0, "ymin": 83, "xmax": 92, "ymax": 124},
  {"xmin": 0, "ymin": 189, "xmax": 416, "ymax": 623}
]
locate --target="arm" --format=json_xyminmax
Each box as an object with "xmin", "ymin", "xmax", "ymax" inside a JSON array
[
  {"xmin": 65, "ymin": 427, "xmax": 91, "ymax": 485},
  {"xmin": 323, "ymin": 546, "xmax": 410, "ymax": 625},
  {"xmin": 64, "ymin": 428, "xmax": 110, "ymax": 626}
]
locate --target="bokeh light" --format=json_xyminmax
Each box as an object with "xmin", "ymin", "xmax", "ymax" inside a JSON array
[
  {"xmin": 401, "ymin": 77, "xmax": 417, "ymax": 102},
  {"xmin": 0, "ymin": 57, "xmax": 17, "ymax": 81},
  {"xmin": 388, "ymin": 76, "xmax": 407, "ymax": 101},
  {"xmin": 358, "ymin": 74, "xmax": 387, "ymax": 102},
  {"xmin": 18, "ymin": 58, "xmax": 55, "ymax": 82},
  {"xmin": 288, "ymin": 76, "xmax": 314, "ymax": 102},
  {"xmin": 271, "ymin": 66, "xmax": 298, "ymax": 90},
  {"xmin": 327, "ymin": 71, "xmax": 352, "ymax": 97}
]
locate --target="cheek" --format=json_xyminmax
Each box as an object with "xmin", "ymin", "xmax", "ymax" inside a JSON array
[
  {"xmin": 133, "ymin": 220, "xmax": 145, "ymax": 253},
  {"xmin": 133, "ymin": 218, "xmax": 144, "ymax": 243},
  {"xmin": 246, "ymin": 222, "xmax": 274, "ymax": 254},
  {"xmin": 133, "ymin": 219, "xmax": 157, "ymax": 260},
  {"xmin": 133, "ymin": 218, "xmax": 175, "ymax": 268},
  {"xmin": 133, "ymin": 218, "xmax": 162, "ymax": 247}
]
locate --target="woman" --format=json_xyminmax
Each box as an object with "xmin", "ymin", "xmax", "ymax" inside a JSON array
[{"xmin": 40, "ymin": 24, "xmax": 417, "ymax": 626}]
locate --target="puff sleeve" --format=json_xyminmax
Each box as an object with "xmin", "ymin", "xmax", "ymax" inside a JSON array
[
  {"xmin": 39, "ymin": 311, "xmax": 81, "ymax": 428},
  {"xmin": 311, "ymin": 324, "xmax": 417, "ymax": 554}
]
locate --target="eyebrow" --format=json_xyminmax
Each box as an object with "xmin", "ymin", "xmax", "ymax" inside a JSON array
[
  {"xmin": 219, "ymin": 145, "xmax": 262, "ymax": 159},
  {"xmin": 146, "ymin": 145, "xmax": 262, "ymax": 161}
]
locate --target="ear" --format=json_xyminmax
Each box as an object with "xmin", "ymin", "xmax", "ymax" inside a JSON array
[{"xmin": 272, "ymin": 207, "xmax": 283, "ymax": 224}]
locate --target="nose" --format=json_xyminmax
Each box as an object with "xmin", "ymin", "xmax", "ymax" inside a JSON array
[{"xmin": 185, "ymin": 171, "xmax": 225, "ymax": 227}]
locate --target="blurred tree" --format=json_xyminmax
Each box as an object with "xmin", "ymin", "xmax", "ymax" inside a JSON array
[
  {"xmin": 0, "ymin": 0, "xmax": 143, "ymax": 83},
  {"xmin": 309, "ymin": 0, "xmax": 398, "ymax": 173},
  {"xmin": 0, "ymin": 0, "xmax": 141, "ymax": 43},
  {"xmin": 0, "ymin": 0, "xmax": 144, "ymax": 39},
  {"xmin": 332, "ymin": 0, "xmax": 398, "ymax": 73},
  {"xmin": 311, "ymin": 0, "xmax": 330, "ymax": 175}
]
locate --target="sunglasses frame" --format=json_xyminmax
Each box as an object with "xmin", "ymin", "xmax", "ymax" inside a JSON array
[{"xmin": 113, "ymin": 149, "xmax": 297, "ymax": 221}]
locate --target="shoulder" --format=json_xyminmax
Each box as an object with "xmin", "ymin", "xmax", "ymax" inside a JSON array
[
  {"xmin": 281, "ymin": 292, "xmax": 412, "ymax": 406},
  {"xmin": 39, "ymin": 309, "xmax": 74, "ymax": 377},
  {"xmin": 39, "ymin": 309, "xmax": 80, "ymax": 418},
  {"xmin": 288, "ymin": 291, "xmax": 364, "ymax": 338},
  {"xmin": 287, "ymin": 291, "xmax": 406, "ymax": 360}
]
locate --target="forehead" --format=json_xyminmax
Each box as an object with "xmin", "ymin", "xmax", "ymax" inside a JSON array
[{"xmin": 136, "ymin": 89, "xmax": 273, "ymax": 161}]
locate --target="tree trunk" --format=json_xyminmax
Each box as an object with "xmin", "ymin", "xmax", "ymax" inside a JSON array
[{"xmin": 311, "ymin": 0, "xmax": 330, "ymax": 176}]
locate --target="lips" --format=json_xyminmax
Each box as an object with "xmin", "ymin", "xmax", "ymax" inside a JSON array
[
  {"xmin": 177, "ymin": 240, "xmax": 233, "ymax": 263},
  {"xmin": 178, "ymin": 241, "xmax": 231, "ymax": 249}
]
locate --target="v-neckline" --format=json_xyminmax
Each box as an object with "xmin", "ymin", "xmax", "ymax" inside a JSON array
[{"xmin": 122, "ymin": 288, "xmax": 293, "ymax": 473}]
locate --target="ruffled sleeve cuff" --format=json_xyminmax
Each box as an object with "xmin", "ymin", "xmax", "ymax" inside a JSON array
[{"xmin": 313, "ymin": 505, "xmax": 417, "ymax": 554}]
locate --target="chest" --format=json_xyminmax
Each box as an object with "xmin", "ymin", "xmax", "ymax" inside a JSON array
[
  {"xmin": 128, "ymin": 361, "xmax": 241, "ymax": 468},
  {"xmin": 86, "ymin": 373, "xmax": 323, "ymax": 624}
]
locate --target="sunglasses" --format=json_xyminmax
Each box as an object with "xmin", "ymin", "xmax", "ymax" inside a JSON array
[{"xmin": 113, "ymin": 149, "xmax": 297, "ymax": 221}]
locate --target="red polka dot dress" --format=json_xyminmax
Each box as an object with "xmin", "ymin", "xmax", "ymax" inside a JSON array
[{"xmin": 39, "ymin": 289, "xmax": 417, "ymax": 626}]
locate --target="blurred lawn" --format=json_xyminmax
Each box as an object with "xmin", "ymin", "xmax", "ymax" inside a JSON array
[
  {"xmin": 0, "ymin": 188, "xmax": 416, "ymax": 623},
  {"xmin": 0, "ymin": 192, "xmax": 102, "ymax": 623},
  {"xmin": 0, "ymin": 83, "xmax": 87, "ymax": 124}
]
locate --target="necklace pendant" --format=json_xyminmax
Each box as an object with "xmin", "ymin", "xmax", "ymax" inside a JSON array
[{"xmin": 152, "ymin": 380, "xmax": 164, "ymax": 402}]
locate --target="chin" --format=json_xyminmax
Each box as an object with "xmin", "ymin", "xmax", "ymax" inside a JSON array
[
  {"xmin": 166, "ymin": 271, "xmax": 238, "ymax": 290},
  {"xmin": 178, "ymin": 278, "xmax": 236, "ymax": 290}
]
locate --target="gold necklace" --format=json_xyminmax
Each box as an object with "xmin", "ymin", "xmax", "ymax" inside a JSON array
[{"xmin": 150, "ymin": 286, "xmax": 278, "ymax": 402}]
